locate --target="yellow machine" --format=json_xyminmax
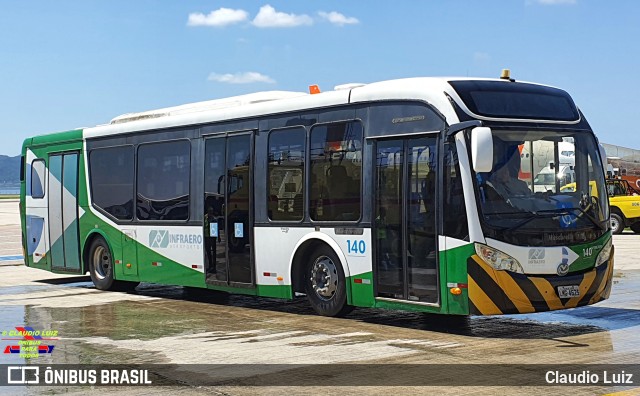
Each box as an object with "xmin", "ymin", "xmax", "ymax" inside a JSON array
[
  {"xmin": 561, "ymin": 179, "xmax": 640, "ymax": 233},
  {"xmin": 606, "ymin": 179, "xmax": 640, "ymax": 234}
]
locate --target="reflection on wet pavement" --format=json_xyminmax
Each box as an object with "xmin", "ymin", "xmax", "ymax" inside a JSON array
[{"xmin": 1, "ymin": 264, "xmax": 639, "ymax": 395}]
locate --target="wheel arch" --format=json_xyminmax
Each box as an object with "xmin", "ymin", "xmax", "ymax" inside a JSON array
[
  {"xmin": 610, "ymin": 205, "xmax": 624, "ymax": 219},
  {"xmin": 289, "ymin": 232, "xmax": 352, "ymax": 299}
]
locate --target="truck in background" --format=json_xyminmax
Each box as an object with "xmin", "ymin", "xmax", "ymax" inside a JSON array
[{"xmin": 607, "ymin": 178, "xmax": 640, "ymax": 234}]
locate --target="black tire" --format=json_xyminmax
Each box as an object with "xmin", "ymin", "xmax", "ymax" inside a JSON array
[
  {"xmin": 610, "ymin": 213, "xmax": 624, "ymax": 234},
  {"xmin": 88, "ymin": 237, "xmax": 139, "ymax": 291},
  {"xmin": 304, "ymin": 245, "xmax": 353, "ymax": 317},
  {"xmin": 630, "ymin": 222, "xmax": 640, "ymax": 234}
]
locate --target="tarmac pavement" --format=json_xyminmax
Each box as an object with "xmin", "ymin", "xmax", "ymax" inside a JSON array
[{"xmin": 0, "ymin": 199, "xmax": 639, "ymax": 395}]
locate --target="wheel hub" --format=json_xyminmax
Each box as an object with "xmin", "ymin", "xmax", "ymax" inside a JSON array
[
  {"xmin": 93, "ymin": 246, "xmax": 111, "ymax": 280},
  {"xmin": 310, "ymin": 256, "xmax": 338, "ymax": 300},
  {"xmin": 611, "ymin": 217, "xmax": 620, "ymax": 232}
]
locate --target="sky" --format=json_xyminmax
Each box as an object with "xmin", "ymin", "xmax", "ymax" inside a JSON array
[{"xmin": 1, "ymin": 0, "xmax": 639, "ymax": 156}]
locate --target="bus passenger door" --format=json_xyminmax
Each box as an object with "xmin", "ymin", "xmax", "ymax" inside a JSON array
[
  {"xmin": 204, "ymin": 133, "xmax": 254, "ymax": 287},
  {"xmin": 373, "ymin": 137, "xmax": 439, "ymax": 303},
  {"xmin": 47, "ymin": 152, "xmax": 81, "ymax": 272},
  {"xmin": 25, "ymin": 156, "xmax": 49, "ymax": 267}
]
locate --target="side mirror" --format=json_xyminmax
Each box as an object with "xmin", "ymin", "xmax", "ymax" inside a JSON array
[{"xmin": 471, "ymin": 127, "xmax": 493, "ymax": 173}]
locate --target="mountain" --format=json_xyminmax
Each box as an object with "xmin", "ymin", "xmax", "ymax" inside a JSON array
[{"xmin": 0, "ymin": 155, "xmax": 20, "ymax": 184}]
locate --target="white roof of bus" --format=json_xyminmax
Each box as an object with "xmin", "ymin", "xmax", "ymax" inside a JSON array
[{"xmin": 83, "ymin": 77, "xmax": 553, "ymax": 139}]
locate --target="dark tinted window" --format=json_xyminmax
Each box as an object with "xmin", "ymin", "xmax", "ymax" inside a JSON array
[
  {"xmin": 443, "ymin": 139, "xmax": 468, "ymax": 240},
  {"xmin": 449, "ymin": 80, "xmax": 579, "ymax": 121},
  {"xmin": 310, "ymin": 121, "xmax": 362, "ymax": 221},
  {"xmin": 268, "ymin": 128, "xmax": 305, "ymax": 221},
  {"xmin": 137, "ymin": 140, "xmax": 190, "ymax": 221},
  {"xmin": 20, "ymin": 156, "xmax": 25, "ymax": 182},
  {"xmin": 31, "ymin": 160, "xmax": 45, "ymax": 199},
  {"xmin": 90, "ymin": 146, "xmax": 134, "ymax": 220}
]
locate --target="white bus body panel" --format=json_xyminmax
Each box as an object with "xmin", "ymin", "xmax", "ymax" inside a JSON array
[{"xmin": 254, "ymin": 227, "xmax": 373, "ymax": 286}]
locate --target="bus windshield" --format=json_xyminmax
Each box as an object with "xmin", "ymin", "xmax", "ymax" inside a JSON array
[{"xmin": 475, "ymin": 129, "xmax": 609, "ymax": 246}]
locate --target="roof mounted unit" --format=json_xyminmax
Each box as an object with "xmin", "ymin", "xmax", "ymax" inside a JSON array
[
  {"xmin": 110, "ymin": 91, "xmax": 307, "ymax": 124},
  {"xmin": 334, "ymin": 83, "xmax": 366, "ymax": 91}
]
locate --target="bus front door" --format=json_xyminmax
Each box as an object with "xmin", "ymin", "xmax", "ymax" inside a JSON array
[
  {"xmin": 204, "ymin": 134, "xmax": 254, "ymax": 287},
  {"xmin": 374, "ymin": 137, "xmax": 439, "ymax": 304}
]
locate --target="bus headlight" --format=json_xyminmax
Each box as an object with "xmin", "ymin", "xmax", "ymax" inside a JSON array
[
  {"xmin": 475, "ymin": 243, "xmax": 524, "ymax": 273},
  {"xmin": 595, "ymin": 238, "xmax": 612, "ymax": 267}
]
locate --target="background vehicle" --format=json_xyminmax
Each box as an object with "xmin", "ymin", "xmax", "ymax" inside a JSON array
[
  {"xmin": 602, "ymin": 142, "xmax": 640, "ymax": 190},
  {"xmin": 533, "ymin": 164, "xmax": 575, "ymax": 193},
  {"xmin": 20, "ymin": 72, "xmax": 614, "ymax": 317},
  {"xmin": 606, "ymin": 178, "xmax": 640, "ymax": 234}
]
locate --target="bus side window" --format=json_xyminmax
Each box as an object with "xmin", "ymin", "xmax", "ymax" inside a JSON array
[
  {"xmin": 137, "ymin": 140, "xmax": 190, "ymax": 221},
  {"xmin": 89, "ymin": 146, "xmax": 135, "ymax": 220},
  {"xmin": 267, "ymin": 127, "xmax": 306, "ymax": 221},
  {"xmin": 309, "ymin": 121, "xmax": 363, "ymax": 222}
]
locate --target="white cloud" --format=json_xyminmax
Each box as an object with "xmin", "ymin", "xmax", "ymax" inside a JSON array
[
  {"xmin": 318, "ymin": 11, "xmax": 359, "ymax": 26},
  {"xmin": 529, "ymin": 0, "xmax": 577, "ymax": 5},
  {"xmin": 187, "ymin": 8, "xmax": 248, "ymax": 27},
  {"xmin": 252, "ymin": 5, "xmax": 313, "ymax": 28},
  {"xmin": 474, "ymin": 52, "xmax": 491, "ymax": 63},
  {"xmin": 208, "ymin": 72, "xmax": 276, "ymax": 84}
]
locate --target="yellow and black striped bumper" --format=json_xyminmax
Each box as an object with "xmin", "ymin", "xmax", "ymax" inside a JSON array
[{"xmin": 467, "ymin": 249, "xmax": 614, "ymax": 315}]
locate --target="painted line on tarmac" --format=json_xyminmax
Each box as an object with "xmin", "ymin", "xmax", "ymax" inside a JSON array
[{"xmin": 0, "ymin": 255, "xmax": 23, "ymax": 261}]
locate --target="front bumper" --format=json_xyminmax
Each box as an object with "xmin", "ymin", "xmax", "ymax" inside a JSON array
[{"xmin": 467, "ymin": 248, "xmax": 614, "ymax": 315}]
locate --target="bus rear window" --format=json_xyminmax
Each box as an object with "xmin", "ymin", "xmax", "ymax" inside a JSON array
[
  {"xmin": 449, "ymin": 80, "xmax": 580, "ymax": 121},
  {"xmin": 20, "ymin": 156, "xmax": 25, "ymax": 182}
]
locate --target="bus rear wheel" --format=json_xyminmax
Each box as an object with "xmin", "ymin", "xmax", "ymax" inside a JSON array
[
  {"xmin": 304, "ymin": 245, "xmax": 353, "ymax": 317},
  {"xmin": 630, "ymin": 222, "xmax": 640, "ymax": 234},
  {"xmin": 88, "ymin": 237, "xmax": 138, "ymax": 291}
]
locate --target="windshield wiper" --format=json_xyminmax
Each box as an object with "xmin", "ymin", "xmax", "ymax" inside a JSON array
[
  {"xmin": 483, "ymin": 210, "xmax": 536, "ymax": 218},
  {"xmin": 494, "ymin": 211, "xmax": 558, "ymax": 232},
  {"xmin": 492, "ymin": 207, "xmax": 606, "ymax": 233},
  {"xmin": 536, "ymin": 207, "xmax": 607, "ymax": 231}
]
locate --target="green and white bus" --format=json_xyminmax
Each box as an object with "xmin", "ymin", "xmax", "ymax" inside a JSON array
[{"xmin": 19, "ymin": 73, "xmax": 614, "ymax": 317}]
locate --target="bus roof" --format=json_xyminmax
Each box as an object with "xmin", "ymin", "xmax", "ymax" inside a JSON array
[
  {"xmin": 45, "ymin": 77, "xmax": 574, "ymax": 140},
  {"xmin": 109, "ymin": 90, "xmax": 307, "ymax": 124}
]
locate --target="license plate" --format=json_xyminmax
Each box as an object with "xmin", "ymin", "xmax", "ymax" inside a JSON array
[{"xmin": 557, "ymin": 285, "xmax": 580, "ymax": 298}]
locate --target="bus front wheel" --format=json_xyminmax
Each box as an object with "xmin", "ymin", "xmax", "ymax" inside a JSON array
[{"xmin": 304, "ymin": 245, "xmax": 353, "ymax": 317}]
